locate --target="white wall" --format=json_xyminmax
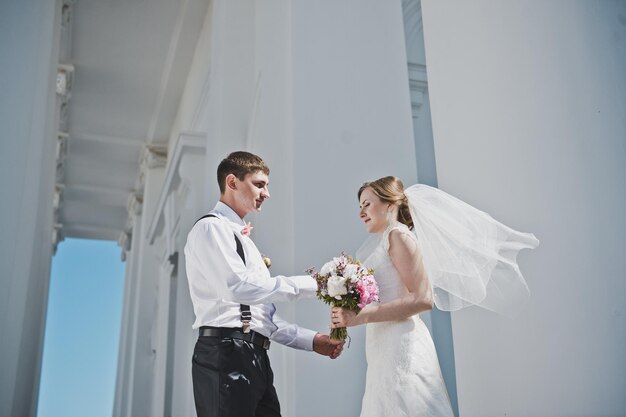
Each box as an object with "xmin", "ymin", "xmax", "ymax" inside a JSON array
[
  {"xmin": 421, "ymin": 1, "xmax": 626, "ymax": 416},
  {"xmin": 0, "ymin": 1, "xmax": 61, "ymax": 417}
]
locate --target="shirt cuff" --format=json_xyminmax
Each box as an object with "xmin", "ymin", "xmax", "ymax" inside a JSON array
[{"xmin": 294, "ymin": 327, "xmax": 318, "ymax": 351}]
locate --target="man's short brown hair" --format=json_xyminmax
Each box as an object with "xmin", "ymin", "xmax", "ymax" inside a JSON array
[{"xmin": 217, "ymin": 151, "xmax": 270, "ymax": 194}]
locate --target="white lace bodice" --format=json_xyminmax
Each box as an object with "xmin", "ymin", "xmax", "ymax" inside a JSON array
[{"xmin": 358, "ymin": 224, "xmax": 416, "ymax": 303}]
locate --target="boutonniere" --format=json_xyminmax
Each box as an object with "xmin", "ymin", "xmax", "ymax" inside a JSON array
[
  {"xmin": 241, "ymin": 222, "xmax": 253, "ymax": 236},
  {"xmin": 262, "ymin": 255, "xmax": 271, "ymax": 269}
]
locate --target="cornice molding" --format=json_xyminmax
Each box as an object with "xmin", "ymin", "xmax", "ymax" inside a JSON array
[
  {"xmin": 142, "ymin": 144, "xmax": 168, "ymax": 169},
  {"xmin": 56, "ymin": 132, "xmax": 69, "ymax": 181},
  {"xmin": 408, "ymin": 63, "xmax": 427, "ymax": 84},
  {"xmin": 53, "ymin": 183, "xmax": 64, "ymax": 210},
  {"xmin": 52, "ymin": 223, "xmax": 64, "ymax": 255},
  {"xmin": 127, "ymin": 192, "xmax": 144, "ymax": 217},
  {"xmin": 147, "ymin": 131, "xmax": 207, "ymax": 244},
  {"xmin": 119, "ymin": 144, "xmax": 167, "ymax": 255},
  {"xmin": 118, "ymin": 231, "xmax": 132, "ymax": 261},
  {"xmin": 119, "ymin": 192, "xmax": 143, "ymax": 256},
  {"xmin": 136, "ymin": 143, "xmax": 168, "ymax": 190},
  {"xmin": 408, "ymin": 63, "xmax": 428, "ymax": 113},
  {"xmin": 59, "ymin": 102, "xmax": 69, "ymax": 132},
  {"xmin": 56, "ymin": 63, "xmax": 74, "ymax": 98},
  {"xmin": 61, "ymin": 0, "xmax": 75, "ymax": 29}
]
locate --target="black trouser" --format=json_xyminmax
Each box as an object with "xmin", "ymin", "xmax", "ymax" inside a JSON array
[{"xmin": 192, "ymin": 335, "xmax": 281, "ymax": 417}]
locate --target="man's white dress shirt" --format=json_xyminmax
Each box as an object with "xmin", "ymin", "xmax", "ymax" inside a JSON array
[{"xmin": 184, "ymin": 201, "xmax": 318, "ymax": 350}]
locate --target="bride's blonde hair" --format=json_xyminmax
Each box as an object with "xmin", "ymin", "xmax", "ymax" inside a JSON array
[{"xmin": 358, "ymin": 176, "xmax": 414, "ymax": 230}]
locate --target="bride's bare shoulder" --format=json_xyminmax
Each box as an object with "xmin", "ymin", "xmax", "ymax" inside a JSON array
[{"xmin": 387, "ymin": 227, "xmax": 418, "ymax": 253}]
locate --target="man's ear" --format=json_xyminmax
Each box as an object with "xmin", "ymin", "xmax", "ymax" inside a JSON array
[{"xmin": 226, "ymin": 174, "xmax": 238, "ymax": 191}]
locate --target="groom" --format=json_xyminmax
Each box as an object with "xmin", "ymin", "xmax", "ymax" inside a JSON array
[{"xmin": 184, "ymin": 151, "xmax": 343, "ymax": 417}]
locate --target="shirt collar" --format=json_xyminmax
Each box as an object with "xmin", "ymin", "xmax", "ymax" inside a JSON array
[{"xmin": 213, "ymin": 201, "xmax": 246, "ymax": 227}]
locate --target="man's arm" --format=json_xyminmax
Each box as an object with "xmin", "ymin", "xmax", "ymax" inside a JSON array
[
  {"xmin": 187, "ymin": 219, "xmax": 317, "ymax": 305},
  {"xmin": 270, "ymin": 313, "xmax": 343, "ymax": 359}
]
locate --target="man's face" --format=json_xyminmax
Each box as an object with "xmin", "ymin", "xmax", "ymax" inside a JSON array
[{"xmin": 233, "ymin": 171, "xmax": 270, "ymax": 217}]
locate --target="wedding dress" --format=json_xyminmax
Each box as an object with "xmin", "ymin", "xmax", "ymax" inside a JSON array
[
  {"xmin": 355, "ymin": 184, "xmax": 538, "ymax": 416},
  {"xmin": 358, "ymin": 223, "xmax": 455, "ymax": 417}
]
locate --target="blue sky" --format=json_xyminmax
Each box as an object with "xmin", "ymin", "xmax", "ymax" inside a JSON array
[{"xmin": 37, "ymin": 238, "xmax": 125, "ymax": 417}]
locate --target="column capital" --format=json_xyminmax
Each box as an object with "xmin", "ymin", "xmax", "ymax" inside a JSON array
[
  {"xmin": 141, "ymin": 144, "xmax": 168, "ymax": 169},
  {"xmin": 53, "ymin": 183, "xmax": 64, "ymax": 210},
  {"xmin": 61, "ymin": 0, "xmax": 77, "ymax": 28},
  {"xmin": 122, "ymin": 191, "xmax": 143, "ymax": 244},
  {"xmin": 146, "ymin": 131, "xmax": 206, "ymax": 244},
  {"xmin": 118, "ymin": 231, "xmax": 132, "ymax": 262},
  {"xmin": 56, "ymin": 132, "xmax": 69, "ymax": 181},
  {"xmin": 408, "ymin": 63, "xmax": 428, "ymax": 114},
  {"xmin": 56, "ymin": 64, "xmax": 74, "ymax": 98},
  {"xmin": 126, "ymin": 191, "xmax": 144, "ymax": 218},
  {"xmin": 136, "ymin": 144, "xmax": 168, "ymax": 191},
  {"xmin": 52, "ymin": 223, "xmax": 64, "ymax": 255}
]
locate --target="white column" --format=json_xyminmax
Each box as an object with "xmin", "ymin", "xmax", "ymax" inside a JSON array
[
  {"xmin": 132, "ymin": 159, "xmax": 167, "ymax": 417},
  {"xmin": 113, "ymin": 226, "xmax": 139, "ymax": 417},
  {"xmin": 114, "ymin": 210, "xmax": 143, "ymax": 417},
  {"xmin": 0, "ymin": 1, "xmax": 62, "ymax": 417},
  {"xmin": 146, "ymin": 132, "xmax": 207, "ymax": 417},
  {"xmin": 170, "ymin": 152, "xmax": 206, "ymax": 417},
  {"xmin": 150, "ymin": 248, "xmax": 176, "ymax": 417},
  {"xmin": 114, "ymin": 147, "xmax": 167, "ymax": 417}
]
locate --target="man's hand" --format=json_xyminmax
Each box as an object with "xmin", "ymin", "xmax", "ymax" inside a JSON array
[{"xmin": 313, "ymin": 333, "xmax": 344, "ymax": 359}]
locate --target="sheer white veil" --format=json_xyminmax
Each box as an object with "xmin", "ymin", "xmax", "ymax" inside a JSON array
[
  {"xmin": 356, "ymin": 234, "xmax": 381, "ymax": 264},
  {"xmin": 358, "ymin": 183, "xmax": 540, "ymax": 317},
  {"xmin": 406, "ymin": 184, "xmax": 539, "ymax": 317}
]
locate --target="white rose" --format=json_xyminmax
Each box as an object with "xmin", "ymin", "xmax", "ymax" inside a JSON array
[
  {"xmin": 343, "ymin": 264, "xmax": 358, "ymax": 280},
  {"xmin": 320, "ymin": 261, "xmax": 336, "ymax": 276},
  {"xmin": 327, "ymin": 275, "xmax": 348, "ymax": 298}
]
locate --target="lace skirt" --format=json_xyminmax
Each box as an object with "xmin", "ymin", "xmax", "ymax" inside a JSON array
[{"xmin": 360, "ymin": 316, "xmax": 455, "ymax": 417}]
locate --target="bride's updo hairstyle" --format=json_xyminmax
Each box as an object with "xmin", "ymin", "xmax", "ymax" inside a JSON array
[{"xmin": 358, "ymin": 176, "xmax": 414, "ymax": 230}]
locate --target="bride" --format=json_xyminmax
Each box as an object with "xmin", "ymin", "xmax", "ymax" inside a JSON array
[{"xmin": 330, "ymin": 176, "xmax": 539, "ymax": 417}]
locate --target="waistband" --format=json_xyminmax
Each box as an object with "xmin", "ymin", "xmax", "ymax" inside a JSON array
[{"xmin": 199, "ymin": 326, "xmax": 270, "ymax": 350}]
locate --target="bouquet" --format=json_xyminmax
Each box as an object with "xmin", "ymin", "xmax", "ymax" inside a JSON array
[{"xmin": 306, "ymin": 253, "xmax": 379, "ymax": 341}]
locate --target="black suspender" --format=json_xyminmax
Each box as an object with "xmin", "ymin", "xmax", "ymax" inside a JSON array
[
  {"xmin": 195, "ymin": 214, "xmax": 246, "ymax": 262},
  {"xmin": 195, "ymin": 214, "xmax": 252, "ymax": 333}
]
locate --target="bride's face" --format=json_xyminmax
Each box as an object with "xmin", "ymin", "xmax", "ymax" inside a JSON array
[{"xmin": 359, "ymin": 187, "xmax": 391, "ymax": 235}]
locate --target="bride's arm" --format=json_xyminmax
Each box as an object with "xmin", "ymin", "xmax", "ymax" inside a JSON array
[{"xmin": 331, "ymin": 230, "xmax": 433, "ymax": 327}]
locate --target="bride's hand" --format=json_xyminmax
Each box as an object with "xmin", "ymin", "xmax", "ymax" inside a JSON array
[{"xmin": 330, "ymin": 307, "xmax": 358, "ymax": 328}]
